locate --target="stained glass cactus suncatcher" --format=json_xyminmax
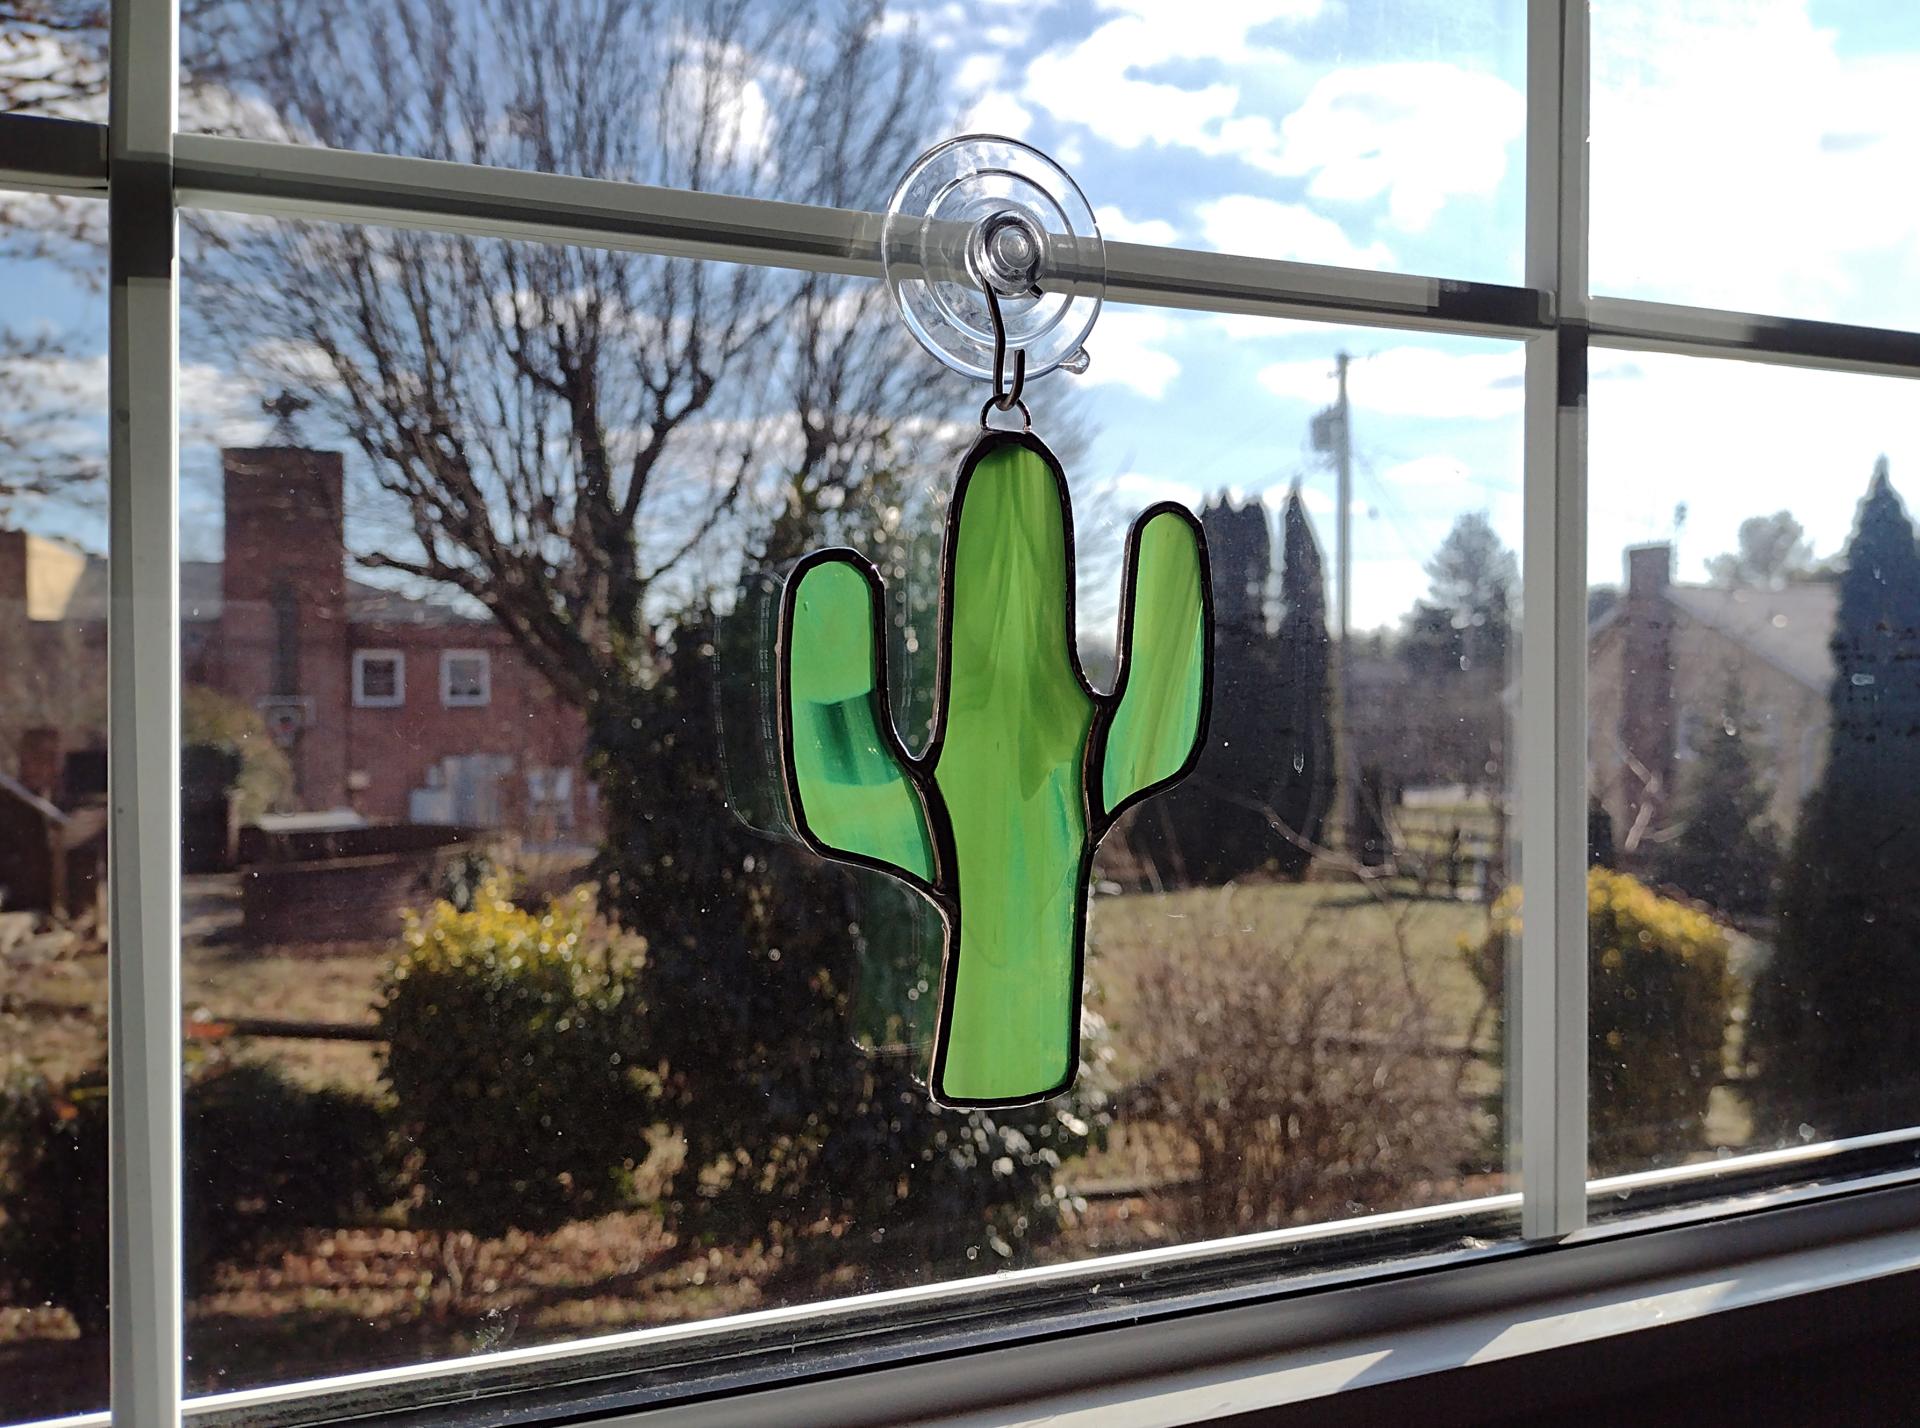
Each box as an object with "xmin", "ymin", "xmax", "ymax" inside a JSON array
[{"xmin": 778, "ymin": 430, "xmax": 1212, "ymax": 1107}]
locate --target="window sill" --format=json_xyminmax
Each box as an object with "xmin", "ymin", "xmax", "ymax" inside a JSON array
[
  {"xmin": 114, "ymin": 1161, "xmax": 1919, "ymax": 1428},
  {"xmin": 579, "ymin": 1174, "xmax": 1920, "ymax": 1428}
]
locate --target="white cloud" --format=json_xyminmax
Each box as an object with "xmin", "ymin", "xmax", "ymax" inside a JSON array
[
  {"xmin": 179, "ymin": 360, "xmax": 274, "ymax": 448},
  {"xmin": 1257, "ymin": 64, "xmax": 1524, "ymax": 231},
  {"xmin": 1018, "ymin": 5, "xmax": 1515, "ymax": 238},
  {"xmin": 1258, "ymin": 346, "xmax": 1523, "ymax": 421},
  {"xmin": 1096, "ymin": 205, "xmax": 1179, "ymax": 246},
  {"xmin": 1110, "ymin": 469, "xmax": 1203, "ymax": 509},
  {"xmin": 660, "ymin": 38, "xmax": 783, "ymax": 165},
  {"xmin": 1196, "ymin": 194, "xmax": 1393, "ymax": 269},
  {"xmin": 1379, "ymin": 455, "xmax": 1471, "ymax": 490},
  {"xmin": 954, "ymin": 52, "xmax": 1003, "ymax": 92},
  {"xmin": 1020, "ymin": 1, "xmax": 1322, "ymax": 156},
  {"xmin": 1077, "ymin": 309, "xmax": 1181, "ymax": 399},
  {"xmin": 1589, "ymin": 1, "xmax": 1920, "ymax": 324},
  {"xmin": 962, "ymin": 90, "xmax": 1033, "ymax": 140},
  {"xmin": 0, "ymin": 32, "xmax": 106, "ymax": 122}
]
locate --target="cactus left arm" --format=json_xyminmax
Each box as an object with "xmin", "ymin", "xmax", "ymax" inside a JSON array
[
  {"xmin": 1096, "ymin": 504, "xmax": 1211, "ymax": 827},
  {"xmin": 780, "ymin": 550, "xmax": 938, "ymax": 893}
]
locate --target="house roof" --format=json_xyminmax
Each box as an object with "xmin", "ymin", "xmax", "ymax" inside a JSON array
[
  {"xmin": 178, "ymin": 560, "xmax": 484, "ymax": 627},
  {"xmin": 1599, "ymin": 581, "xmax": 1839, "ymax": 693},
  {"xmin": 0, "ymin": 769, "xmax": 67, "ymax": 825},
  {"xmin": 1661, "ymin": 582, "xmax": 1837, "ymax": 692}
]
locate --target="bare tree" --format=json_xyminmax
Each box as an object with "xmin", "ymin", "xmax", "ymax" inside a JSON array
[
  {"xmin": 0, "ymin": 1, "xmax": 106, "ymax": 117},
  {"xmin": 187, "ymin": 0, "xmax": 952, "ymax": 707}
]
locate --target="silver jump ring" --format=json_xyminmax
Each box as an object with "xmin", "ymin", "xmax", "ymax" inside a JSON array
[{"xmin": 979, "ymin": 394, "xmax": 1033, "ymax": 431}]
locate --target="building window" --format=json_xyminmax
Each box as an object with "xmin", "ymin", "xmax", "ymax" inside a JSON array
[
  {"xmin": 351, "ymin": 649, "xmax": 404, "ymax": 708},
  {"xmin": 441, "ymin": 649, "xmax": 490, "ymax": 707}
]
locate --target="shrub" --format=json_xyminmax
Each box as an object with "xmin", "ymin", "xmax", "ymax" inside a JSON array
[
  {"xmin": 1130, "ymin": 894, "xmax": 1477, "ymax": 1237},
  {"xmin": 183, "ymin": 683, "xmax": 295, "ymax": 823},
  {"xmin": 0, "ymin": 1073, "xmax": 107, "ymax": 1331},
  {"xmin": 609, "ymin": 610, "xmax": 1110, "ymax": 1276},
  {"xmin": 377, "ymin": 881, "xmax": 649, "ymax": 1237},
  {"xmin": 183, "ymin": 1061, "xmax": 397, "ymax": 1285},
  {"xmin": 1464, "ymin": 869, "xmax": 1733, "ymax": 1173},
  {"xmin": 0, "ymin": 1063, "xmax": 390, "ymax": 1330}
]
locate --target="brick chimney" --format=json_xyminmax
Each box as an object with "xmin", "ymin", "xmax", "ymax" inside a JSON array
[
  {"xmin": 0, "ymin": 530, "xmax": 26, "ymax": 615},
  {"xmin": 17, "ymin": 726, "xmax": 61, "ymax": 803},
  {"xmin": 1618, "ymin": 542, "xmax": 1675, "ymax": 852},
  {"xmin": 220, "ymin": 447, "xmax": 351, "ymax": 809}
]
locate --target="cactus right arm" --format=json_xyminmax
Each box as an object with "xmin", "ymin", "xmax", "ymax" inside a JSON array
[
  {"xmin": 1098, "ymin": 504, "xmax": 1210, "ymax": 826},
  {"xmin": 780, "ymin": 551, "xmax": 937, "ymax": 890}
]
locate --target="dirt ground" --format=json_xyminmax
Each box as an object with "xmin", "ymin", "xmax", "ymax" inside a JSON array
[{"xmin": 0, "ymin": 874, "xmax": 1563, "ymax": 1417}]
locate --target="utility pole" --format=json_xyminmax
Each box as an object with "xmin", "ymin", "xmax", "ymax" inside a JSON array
[{"xmin": 1332, "ymin": 351, "xmax": 1357, "ymax": 851}]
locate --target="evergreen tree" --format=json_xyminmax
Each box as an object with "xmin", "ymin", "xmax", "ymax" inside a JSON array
[
  {"xmin": 1396, "ymin": 512, "xmax": 1516, "ymax": 789},
  {"xmin": 1127, "ymin": 494, "xmax": 1282, "ymax": 885},
  {"xmin": 1418, "ymin": 510, "xmax": 1517, "ymax": 676},
  {"xmin": 1654, "ymin": 676, "xmax": 1779, "ymax": 916},
  {"xmin": 1270, "ymin": 485, "xmax": 1335, "ymax": 878},
  {"xmin": 1749, "ymin": 458, "xmax": 1920, "ymax": 1137}
]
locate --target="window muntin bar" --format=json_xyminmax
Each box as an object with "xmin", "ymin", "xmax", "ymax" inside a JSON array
[{"xmin": 104, "ymin": 0, "xmax": 183, "ymax": 1422}]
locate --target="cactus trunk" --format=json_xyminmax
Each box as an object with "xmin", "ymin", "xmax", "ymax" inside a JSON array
[{"xmin": 780, "ymin": 431, "xmax": 1211, "ymax": 1107}]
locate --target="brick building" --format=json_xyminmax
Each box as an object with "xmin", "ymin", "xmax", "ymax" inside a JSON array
[
  {"xmin": 186, "ymin": 446, "xmax": 594, "ymax": 838},
  {"xmin": 4, "ymin": 446, "xmax": 593, "ymax": 842}
]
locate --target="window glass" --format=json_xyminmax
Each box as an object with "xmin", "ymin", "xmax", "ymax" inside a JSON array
[
  {"xmin": 0, "ymin": 194, "xmax": 108, "ymax": 1424},
  {"xmin": 1587, "ymin": 349, "xmax": 1920, "ymax": 1181},
  {"xmin": 441, "ymin": 651, "xmax": 488, "ymax": 707},
  {"xmin": 180, "ymin": 0, "xmax": 1527, "ymax": 284},
  {"xmin": 353, "ymin": 650, "xmax": 403, "ymax": 707},
  {"xmin": 1, "ymin": 2, "xmax": 107, "ymax": 120},
  {"xmin": 1591, "ymin": 1, "xmax": 1920, "ymax": 329},
  {"xmin": 178, "ymin": 214, "xmax": 1520, "ymax": 1395}
]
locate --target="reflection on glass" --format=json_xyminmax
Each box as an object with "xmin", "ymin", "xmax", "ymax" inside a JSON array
[
  {"xmin": 1592, "ymin": 2, "xmax": 1920, "ymax": 328},
  {"xmin": 1589, "ymin": 352, "xmax": 1920, "ymax": 1179},
  {"xmin": 0, "ymin": 211, "xmax": 108, "ymax": 1421},
  {"xmin": 180, "ymin": 0, "xmax": 1525, "ymax": 282},
  {"xmin": 177, "ymin": 204, "xmax": 1521, "ymax": 1393}
]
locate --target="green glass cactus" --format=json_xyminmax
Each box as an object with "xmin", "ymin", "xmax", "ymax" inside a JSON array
[{"xmin": 779, "ymin": 431, "xmax": 1212, "ymax": 1107}]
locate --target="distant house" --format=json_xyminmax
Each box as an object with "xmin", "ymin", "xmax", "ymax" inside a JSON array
[
  {"xmin": 3, "ymin": 446, "xmax": 594, "ymax": 841},
  {"xmin": 1589, "ymin": 543, "xmax": 1833, "ymax": 862}
]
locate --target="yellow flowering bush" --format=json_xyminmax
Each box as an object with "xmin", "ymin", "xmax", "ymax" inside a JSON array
[
  {"xmin": 378, "ymin": 881, "xmax": 648, "ymax": 1235},
  {"xmin": 1463, "ymin": 868, "xmax": 1734, "ymax": 1173}
]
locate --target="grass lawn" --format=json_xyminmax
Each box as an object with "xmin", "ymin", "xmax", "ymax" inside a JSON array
[
  {"xmin": 1088, "ymin": 876, "xmax": 1496, "ymax": 1078},
  {"xmin": 0, "ymin": 869, "xmax": 1512, "ymax": 1410}
]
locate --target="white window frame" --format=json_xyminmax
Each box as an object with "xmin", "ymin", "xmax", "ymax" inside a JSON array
[
  {"xmin": 439, "ymin": 647, "xmax": 491, "ymax": 707},
  {"xmin": 350, "ymin": 648, "xmax": 405, "ymax": 708},
  {"xmin": 4, "ymin": 0, "xmax": 1920, "ymax": 1423}
]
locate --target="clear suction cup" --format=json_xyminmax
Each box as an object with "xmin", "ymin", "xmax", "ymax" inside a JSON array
[{"xmin": 882, "ymin": 134, "xmax": 1105, "ymax": 383}]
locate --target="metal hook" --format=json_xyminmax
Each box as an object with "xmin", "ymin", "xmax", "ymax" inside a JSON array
[{"xmin": 983, "ymin": 283, "xmax": 1028, "ymax": 422}]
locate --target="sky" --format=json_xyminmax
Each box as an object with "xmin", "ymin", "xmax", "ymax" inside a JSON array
[{"xmin": 5, "ymin": 0, "xmax": 1920, "ymax": 632}]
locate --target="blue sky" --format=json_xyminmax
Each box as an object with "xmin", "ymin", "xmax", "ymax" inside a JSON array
[{"xmin": 6, "ymin": 0, "xmax": 1920, "ymax": 630}]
